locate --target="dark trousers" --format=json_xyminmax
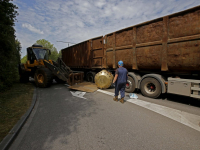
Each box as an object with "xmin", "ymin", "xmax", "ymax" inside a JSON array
[{"xmin": 115, "ymin": 82, "xmax": 126, "ymax": 98}]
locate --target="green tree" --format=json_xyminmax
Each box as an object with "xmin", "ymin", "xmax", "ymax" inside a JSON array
[
  {"xmin": 21, "ymin": 55, "xmax": 27, "ymax": 63},
  {"xmin": 36, "ymin": 39, "xmax": 58, "ymax": 61},
  {"xmin": 15, "ymin": 39, "xmax": 21, "ymax": 64},
  {"xmin": 58, "ymin": 50, "xmax": 62, "ymax": 58},
  {"xmin": 0, "ymin": 0, "xmax": 19, "ymax": 91}
]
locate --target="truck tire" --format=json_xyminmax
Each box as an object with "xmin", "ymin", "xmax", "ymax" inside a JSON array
[
  {"xmin": 140, "ymin": 77, "xmax": 161, "ymax": 98},
  {"xmin": 86, "ymin": 72, "xmax": 96, "ymax": 83},
  {"xmin": 34, "ymin": 68, "xmax": 53, "ymax": 88},
  {"xmin": 125, "ymin": 76, "xmax": 136, "ymax": 93}
]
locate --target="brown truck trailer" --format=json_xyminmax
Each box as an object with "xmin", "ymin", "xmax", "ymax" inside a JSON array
[{"xmin": 61, "ymin": 5, "xmax": 200, "ymax": 99}]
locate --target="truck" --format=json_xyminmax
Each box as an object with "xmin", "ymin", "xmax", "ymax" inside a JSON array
[{"xmin": 61, "ymin": 5, "xmax": 200, "ymax": 99}]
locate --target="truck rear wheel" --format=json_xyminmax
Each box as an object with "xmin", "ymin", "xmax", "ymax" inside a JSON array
[
  {"xmin": 86, "ymin": 72, "xmax": 96, "ymax": 83},
  {"xmin": 125, "ymin": 76, "xmax": 136, "ymax": 93},
  {"xmin": 140, "ymin": 77, "xmax": 161, "ymax": 98},
  {"xmin": 34, "ymin": 68, "xmax": 53, "ymax": 88}
]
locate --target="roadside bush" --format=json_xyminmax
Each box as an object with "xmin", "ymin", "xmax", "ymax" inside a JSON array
[{"xmin": 0, "ymin": 0, "xmax": 20, "ymax": 92}]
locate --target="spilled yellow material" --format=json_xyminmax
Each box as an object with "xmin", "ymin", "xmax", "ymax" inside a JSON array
[{"xmin": 68, "ymin": 82, "xmax": 98, "ymax": 92}]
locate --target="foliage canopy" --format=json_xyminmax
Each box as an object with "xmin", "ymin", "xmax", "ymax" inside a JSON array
[
  {"xmin": 0, "ymin": 0, "xmax": 20, "ymax": 91},
  {"xmin": 36, "ymin": 39, "xmax": 61, "ymax": 61}
]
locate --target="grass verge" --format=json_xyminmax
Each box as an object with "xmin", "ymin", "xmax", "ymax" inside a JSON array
[{"xmin": 0, "ymin": 82, "xmax": 34, "ymax": 142}]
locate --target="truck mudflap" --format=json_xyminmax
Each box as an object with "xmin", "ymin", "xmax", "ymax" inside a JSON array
[{"xmin": 43, "ymin": 59, "xmax": 84, "ymax": 86}]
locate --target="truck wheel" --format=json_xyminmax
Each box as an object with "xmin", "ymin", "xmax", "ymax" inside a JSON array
[
  {"xmin": 34, "ymin": 68, "xmax": 53, "ymax": 88},
  {"xmin": 125, "ymin": 76, "xmax": 136, "ymax": 93},
  {"xmin": 86, "ymin": 72, "xmax": 95, "ymax": 83},
  {"xmin": 140, "ymin": 77, "xmax": 161, "ymax": 98}
]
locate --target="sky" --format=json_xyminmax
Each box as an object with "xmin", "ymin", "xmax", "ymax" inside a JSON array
[{"xmin": 13, "ymin": 0, "xmax": 200, "ymax": 57}]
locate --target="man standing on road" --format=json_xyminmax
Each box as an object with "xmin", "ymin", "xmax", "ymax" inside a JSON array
[{"xmin": 113, "ymin": 60, "xmax": 128, "ymax": 104}]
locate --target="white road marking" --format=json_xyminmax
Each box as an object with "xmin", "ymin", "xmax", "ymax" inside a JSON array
[
  {"xmin": 97, "ymin": 90, "xmax": 200, "ymax": 132},
  {"xmin": 70, "ymin": 91, "xmax": 87, "ymax": 99},
  {"xmin": 97, "ymin": 89, "xmax": 121, "ymax": 97},
  {"xmin": 97, "ymin": 89, "xmax": 114, "ymax": 96}
]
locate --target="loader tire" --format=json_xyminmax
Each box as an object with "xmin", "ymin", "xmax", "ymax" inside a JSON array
[{"xmin": 34, "ymin": 68, "xmax": 53, "ymax": 88}]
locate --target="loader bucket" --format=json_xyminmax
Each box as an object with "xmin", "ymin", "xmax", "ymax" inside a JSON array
[
  {"xmin": 68, "ymin": 72, "xmax": 84, "ymax": 86},
  {"xmin": 43, "ymin": 59, "xmax": 84, "ymax": 86}
]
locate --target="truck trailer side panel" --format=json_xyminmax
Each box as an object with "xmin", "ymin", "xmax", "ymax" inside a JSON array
[
  {"xmin": 104, "ymin": 6, "xmax": 200, "ymax": 72},
  {"xmin": 62, "ymin": 6, "xmax": 200, "ymax": 74},
  {"xmin": 62, "ymin": 36, "xmax": 104, "ymax": 69},
  {"xmin": 90, "ymin": 36, "xmax": 104, "ymax": 68},
  {"xmin": 62, "ymin": 40, "xmax": 90, "ymax": 68}
]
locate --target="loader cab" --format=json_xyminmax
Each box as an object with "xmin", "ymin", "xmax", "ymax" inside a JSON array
[{"xmin": 27, "ymin": 45, "xmax": 51, "ymax": 63}]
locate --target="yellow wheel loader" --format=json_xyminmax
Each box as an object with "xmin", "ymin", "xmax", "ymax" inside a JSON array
[{"xmin": 19, "ymin": 44, "xmax": 84, "ymax": 88}]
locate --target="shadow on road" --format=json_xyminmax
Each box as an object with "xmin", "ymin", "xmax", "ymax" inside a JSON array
[{"xmin": 164, "ymin": 93, "xmax": 200, "ymax": 108}]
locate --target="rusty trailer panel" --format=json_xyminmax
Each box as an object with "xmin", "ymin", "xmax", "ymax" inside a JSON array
[
  {"xmin": 104, "ymin": 5, "xmax": 200, "ymax": 72},
  {"xmin": 90, "ymin": 36, "xmax": 104, "ymax": 68},
  {"xmin": 62, "ymin": 36, "xmax": 104, "ymax": 69},
  {"xmin": 62, "ymin": 40, "xmax": 91, "ymax": 68},
  {"xmin": 62, "ymin": 5, "xmax": 200, "ymax": 73}
]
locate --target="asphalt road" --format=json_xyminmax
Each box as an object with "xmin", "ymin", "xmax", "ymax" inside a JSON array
[{"xmin": 10, "ymin": 83, "xmax": 200, "ymax": 150}]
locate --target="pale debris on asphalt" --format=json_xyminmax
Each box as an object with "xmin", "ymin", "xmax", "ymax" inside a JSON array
[
  {"xmin": 70, "ymin": 91, "xmax": 87, "ymax": 99},
  {"xmin": 129, "ymin": 93, "xmax": 138, "ymax": 99}
]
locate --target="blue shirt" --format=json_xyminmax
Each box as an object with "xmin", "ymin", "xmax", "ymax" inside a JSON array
[{"xmin": 115, "ymin": 67, "xmax": 128, "ymax": 84}]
